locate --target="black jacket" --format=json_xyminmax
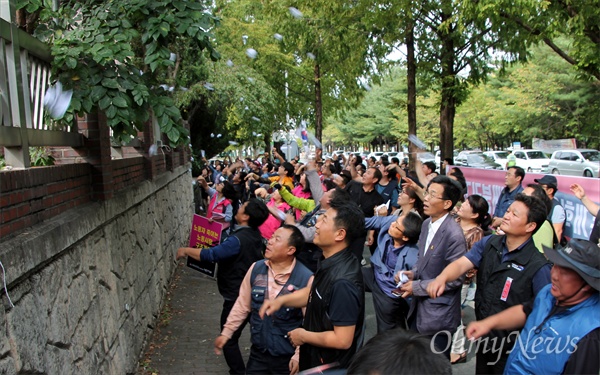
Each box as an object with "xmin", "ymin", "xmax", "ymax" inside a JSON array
[{"xmin": 300, "ymin": 249, "xmax": 364, "ymax": 370}]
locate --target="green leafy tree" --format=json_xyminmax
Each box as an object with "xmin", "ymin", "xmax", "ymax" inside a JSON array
[
  {"xmin": 325, "ymin": 67, "xmax": 439, "ymax": 151},
  {"xmin": 176, "ymin": 60, "xmax": 279, "ymax": 160},
  {"xmin": 455, "ymin": 39, "xmax": 600, "ymax": 149},
  {"xmin": 216, "ymin": 0, "xmax": 390, "ymax": 143},
  {"xmin": 471, "ymin": 0, "xmax": 600, "ymax": 80},
  {"xmin": 17, "ymin": 0, "xmax": 220, "ymax": 146}
]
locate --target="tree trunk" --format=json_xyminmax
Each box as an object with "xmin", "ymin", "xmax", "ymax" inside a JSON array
[
  {"xmin": 314, "ymin": 63, "xmax": 323, "ymax": 144},
  {"xmin": 406, "ymin": 21, "xmax": 417, "ymax": 171},
  {"xmin": 439, "ymin": 7, "xmax": 456, "ymax": 172}
]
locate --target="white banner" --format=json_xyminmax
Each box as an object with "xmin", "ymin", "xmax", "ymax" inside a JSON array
[{"xmin": 532, "ymin": 138, "xmax": 577, "ymax": 154}]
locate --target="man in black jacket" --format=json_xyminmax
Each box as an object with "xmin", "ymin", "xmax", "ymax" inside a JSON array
[
  {"xmin": 177, "ymin": 199, "xmax": 269, "ymax": 374},
  {"xmin": 259, "ymin": 201, "xmax": 366, "ymax": 372}
]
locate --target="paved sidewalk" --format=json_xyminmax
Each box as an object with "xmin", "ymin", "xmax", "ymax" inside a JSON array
[{"xmin": 137, "ymin": 261, "xmax": 251, "ymax": 375}]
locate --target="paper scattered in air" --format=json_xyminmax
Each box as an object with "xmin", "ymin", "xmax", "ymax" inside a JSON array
[
  {"xmin": 246, "ymin": 48, "xmax": 258, "ymax": 59},
  {"xmin": 289, "ymin": 7, "xmax": 303, "ymax": 18}
]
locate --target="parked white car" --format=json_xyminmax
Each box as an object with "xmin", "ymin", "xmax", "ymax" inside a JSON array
[
  {"xmin": 483, "ymin": 151, "xmax": 510, "ymax": 170},
  {"xmin": 367, "ymin": 151, "xmax": 386, "ymax": 162},
  {"xmin": 512, "ymin": 149, "xmax": 550, "ymax": 173},
  {"xmin": 385, "ymin": 151, "xmax": 403, "ymax": 160},
  {"xmin": 547, "ymin": 149, "xmax": 599, "ymax": 178}
]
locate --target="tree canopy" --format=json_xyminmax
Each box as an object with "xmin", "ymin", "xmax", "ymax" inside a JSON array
[{"xmin": 14, "ymin": 0, "xmax": 600, "ymax": 155}]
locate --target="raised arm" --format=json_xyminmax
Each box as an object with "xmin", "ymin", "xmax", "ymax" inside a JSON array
[
  {"xmin": 196, "ymin": 176, "xmax": 210, "ymax": 191},
  {"xmin": 305, "ymin": 161, "xmax": 324, "ymax": 204},
  {"xmin": 466, "ymin": 304, "xmax": 527, "ymax": 340},
  {"xmin": 273, "ymin": 149, "xmax": 286, "ymax": 164},
  {"xmin": 427, "ymin": 256, "xmax": 475, "ymax": 298},
  {"xmin": 414, "ymin": 160, "xmax": 429, "ymax": 187},
  {"xmin": 279, "ymin": 185, "xmax": 316, "ymax": 213},
  {"xmin": 570, "ymin": 183, "xmax": 599, "ymax": 217},
  {"xmin": 259, "ymin": 286, "xmax": 311, "ymax": 318}
]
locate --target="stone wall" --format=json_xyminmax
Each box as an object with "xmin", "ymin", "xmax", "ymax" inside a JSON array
[{"xmin": 0, "ymin": 165, "xmax": 193, "ymax": 374}]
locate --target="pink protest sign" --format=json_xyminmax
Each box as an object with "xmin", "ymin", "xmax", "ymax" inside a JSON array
[{"xmin": 186, "ymin": 214, "xmax": 224, "ymax": 277}]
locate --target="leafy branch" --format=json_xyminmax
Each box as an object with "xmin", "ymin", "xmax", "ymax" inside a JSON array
[{"xmin": 18, "ymin": 0, "xmax": 220, "ymax": 146}]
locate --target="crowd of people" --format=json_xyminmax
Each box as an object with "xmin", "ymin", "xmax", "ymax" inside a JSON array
[{"xmin": 177, "ymin": 148, "xmax": 600, "ymax": 375}]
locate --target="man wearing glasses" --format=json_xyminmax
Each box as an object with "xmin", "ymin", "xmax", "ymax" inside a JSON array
[
  {"xmin": 491, "ymin": 167, "xmax": 525, "ymax": 229},
  {"xmin": 397, "ymin": 175, "xmax": 467, "ymax": 358}
]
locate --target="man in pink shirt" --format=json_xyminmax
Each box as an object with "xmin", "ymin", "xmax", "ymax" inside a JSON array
[{"xmin": 214, "ymin": 225, "xmax": 313, "ymax": 375}]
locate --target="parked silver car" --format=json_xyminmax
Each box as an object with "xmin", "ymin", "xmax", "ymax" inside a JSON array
[
  {"xmin": 547, "ymin": 149, "xmax": 600, "ymax": 178},
  {"xmin": 455, "ymin": 151, "xmax": 503, "ymax": 170}
]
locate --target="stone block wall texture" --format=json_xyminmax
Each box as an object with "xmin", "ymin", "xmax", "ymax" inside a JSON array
[{"xmin": 0, "ymin": 165, "xmax": 194, "ymax": 374}]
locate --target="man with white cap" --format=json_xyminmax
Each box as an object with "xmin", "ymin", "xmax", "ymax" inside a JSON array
[{"xmin": 466, "ymin": 238, "xmax": 600, "ymax": 374}]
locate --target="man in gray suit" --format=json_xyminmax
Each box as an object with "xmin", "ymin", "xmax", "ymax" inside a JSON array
[{"xmin": 398, "ymin": 175, "xmax": 466, "ymax": 359}]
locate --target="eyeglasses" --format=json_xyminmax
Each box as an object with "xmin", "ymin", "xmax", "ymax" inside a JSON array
[
  {"xmin": 392, "ymin": 219, "xmax": 404, "ymax": 231},
  {"xmin": 424, "ymin": 190, "xmax": 446, "ymax": 200}
]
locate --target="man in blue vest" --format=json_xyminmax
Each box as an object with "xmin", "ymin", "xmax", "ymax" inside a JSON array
[
  {"xmin": 466, "ymin": 238, "xmax": 600, "ymax": 375},
  {"xmin": 214, "ymin": 224, "xmax": 313, "ymax": 375}
]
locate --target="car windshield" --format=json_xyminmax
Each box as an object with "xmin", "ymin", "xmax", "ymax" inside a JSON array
[
  {"xmin": 526, "ymin": 151, "xmax": 548, "ymax": 159},
  {"xmin": 467, "ymin": 154, "xmax": 490, "ymax": 163},
  {"xmin": 581, "ymin": 151, "xmax": 600, "ymax": 161},
  {"xmin": 495, "ymin": 152, "xmax": 509, "ymax": 158}
]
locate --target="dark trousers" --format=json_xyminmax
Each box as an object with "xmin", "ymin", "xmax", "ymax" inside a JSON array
[
  {"xmin": 409, "ymin": 311, "xmax": 452, "ymax": 360},
  {"xmin": 430, "ymin": 331, "xmax": 452, "ymax": 360},
  {"xmin": 475, "ymin": 343, "xmax": 510, "ymax": 374},
  {"xmin": 362, "ymin": 267, "xmax": 409, "ymax": 333},
  {"xmin": 220, "ymin": 299, "xmax": 249, "ymax": 375},
  {"xmin": 246, "ymin": 345, "xmax": 293, "ymax": 374}
]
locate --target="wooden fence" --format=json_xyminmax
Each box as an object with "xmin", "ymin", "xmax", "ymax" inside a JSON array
[
  {"xmin": 1, "ymin": 4, "xmax": 82, "ymax": 168},
  {"xmin": 0, "ymin": 4, "xmax": 190, "ymax": 239}
]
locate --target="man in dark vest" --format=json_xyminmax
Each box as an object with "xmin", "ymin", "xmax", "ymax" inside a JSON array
[
  {"xmin": 177, "ymin": 198, "xmax": 269, "ymax": 375},
  {"xmin": 214, "ymin": 225, "xmax": 313, "ymax": 374},
  {"xmin": 259, "ymin": 201, "xmax": 366, "ymax": 372},
  {"xmin": 427, "ymin": 194, "xmax": 552, "ymax": 374}
]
